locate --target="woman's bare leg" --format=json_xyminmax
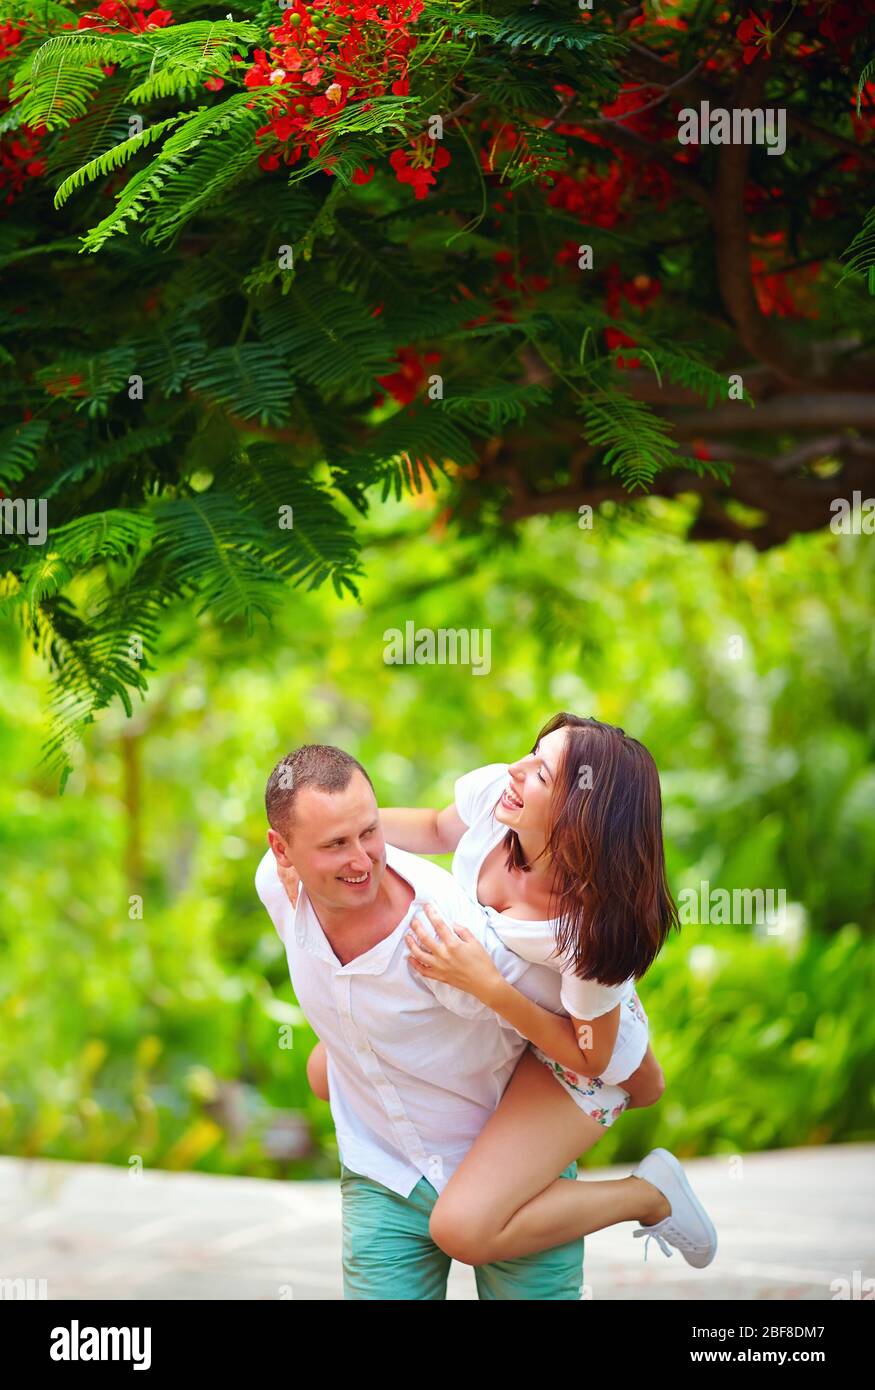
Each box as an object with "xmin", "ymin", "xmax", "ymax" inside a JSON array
[
  {"xmin": 306, "ymin": 1039, "xmax": 330, "ymax": 1102},
  {"xmin": 428, "ymin": 1047, "xmax": 669, "ymax": 1265},
  {"xmin": 619, "ymin": 1043, "xmax": 665, "ymax": 1109}
]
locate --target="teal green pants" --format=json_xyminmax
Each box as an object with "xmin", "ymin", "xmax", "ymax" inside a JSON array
[{"xmin": 340, "ymin": 1160, "xmax": 584, "ymax": 1300}]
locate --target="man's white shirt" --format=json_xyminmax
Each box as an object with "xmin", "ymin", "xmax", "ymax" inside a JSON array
[{"xmin": 254, "ymin": 843, "xmax": 569, "ymax": 1198}]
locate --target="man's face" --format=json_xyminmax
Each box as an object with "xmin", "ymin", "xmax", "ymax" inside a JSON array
[{"xmin": 269, "ymin": 770, "xmax": 386, "ymax": 912}]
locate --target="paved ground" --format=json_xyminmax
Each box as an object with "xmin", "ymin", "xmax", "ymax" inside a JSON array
[{"xmin": 2, "ymin": 1144, "xmax": 872, "ymax": 1300}]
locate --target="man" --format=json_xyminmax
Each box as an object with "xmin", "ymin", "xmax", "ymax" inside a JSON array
[{"xmin": 255, "ymin": 743, "xmax": 586, "ymax": 1300}]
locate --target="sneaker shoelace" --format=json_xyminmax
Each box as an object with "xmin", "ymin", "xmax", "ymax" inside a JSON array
[
  {"xmin": 634, "ymin": 1219, "xmax": 708, "ymax": 1262},
  {"xmin": 634, "ymin": 1225, "xmax": 674, "ymax": 1262}
]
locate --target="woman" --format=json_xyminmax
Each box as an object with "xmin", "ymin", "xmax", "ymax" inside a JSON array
[{"xmin": 288, "ymin": 714, "xmax": 717, "ymax": 1269}]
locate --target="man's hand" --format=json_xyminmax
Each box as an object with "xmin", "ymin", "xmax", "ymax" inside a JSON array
[
  {"xmin": 405, "ymin": 902, "xmax": 503, "ymax": 1002},
  {"xmin": 276, "ymin": 860, "xmax": 301, "ymax": 908}
]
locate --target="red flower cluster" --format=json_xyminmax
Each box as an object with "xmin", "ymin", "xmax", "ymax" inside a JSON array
[
  {"xmin": 546, "ymin": 84, "xmax": 676, "ymax": 232},
  {"xmin": 0, "ymin": 121, "xmax": 46, "ymax": 203},
  {"xmin": 807, "ymin": 0, "xmax": 875, "ymax": 65},
  {"xmin": 602, "ymin": 265, "xmax": 662, "ymax": 369},
  {"xmin": 1, "ymin": 6, "xmax": 175, "ymax": 206},
  {"xmin": 736, "ymin": 2, "xmax": 875, "ymax": 67},
  {"xmin": 750, "ymin": 233, "xmax": 820, "ymax": 318},
  {"xmin": 375, "ymin": 345, "xmax": 439, "ymax": 405},
  {"xmin": 76, "ymin": 0, "xmax": 173, "ymax": 32},
  {"xmin": 245, "ymin": 0, "xmax": 423, "ymax": 173},
  {"xmin": 485, "ymin": 248, "xmax": 549, "ymax": 321},
  {"xmin": 0, "ymin": 19, "xmax": 21, "ymax": 56},
  {"xmin": 0, "ymin": 22, "xmax": 47, "ymax": 205}
]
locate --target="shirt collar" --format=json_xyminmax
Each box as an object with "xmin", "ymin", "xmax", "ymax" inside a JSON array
[{"xmin": 293, "ymin": 844, "xmax": 424, "ymax": 973}]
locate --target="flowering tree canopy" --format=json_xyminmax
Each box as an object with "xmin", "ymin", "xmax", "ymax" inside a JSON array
[{"xmin": 1, "ymin": 0, "xmax": 874, "ymax": 773}]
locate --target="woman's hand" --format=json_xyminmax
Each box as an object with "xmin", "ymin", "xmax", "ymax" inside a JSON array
[
  {"xmin": 405, "ymin": 902, "xmax": 502, "ymax": 1001},
  {"xmin": 277, "ymin": 861, "xmax": 301, "ymax": 908}
]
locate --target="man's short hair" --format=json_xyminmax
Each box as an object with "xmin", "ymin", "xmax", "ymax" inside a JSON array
[{"xmin": 265, "ymin": 744, "xmax": 374, "ymax": 837}]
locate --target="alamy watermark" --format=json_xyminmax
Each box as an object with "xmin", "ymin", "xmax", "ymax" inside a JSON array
[
  {"xmin": 1, "ymin": 1276, "xmax": 47, "ymax": 1299},
  {"xmin": 50, "ymin": 1321, "xmax": 151, "ymax": 1369},
  {"xmin": 830, "ymin": 492, "xmax": 875, "ymax": 534},
  {"xmin": 678, "ymin": 881, "xmax": 787, "ymax": 931},
  {"xmin": 0, "ymin": 496, "xmax": 47, "ymax": 545},
  {"xmin": 383, "ymin": 622, "xmax": 491, "ymax": 676},
  {"xmin": 678, "ymin": 101, "xmax": 786, "ymax": 157}
]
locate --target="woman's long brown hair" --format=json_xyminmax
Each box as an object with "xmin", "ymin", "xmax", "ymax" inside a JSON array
[{"xmin": 502, "ymin": 713, "xmax": 679, "ymax": 986}]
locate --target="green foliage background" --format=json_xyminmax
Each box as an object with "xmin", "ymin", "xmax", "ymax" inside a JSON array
[{"xmin": 1, "ymin": 493, "xmax": 874, "ymax": 1177}]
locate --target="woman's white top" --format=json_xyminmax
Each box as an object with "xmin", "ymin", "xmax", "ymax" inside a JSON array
[{"xmin": 451, "ymin": 762, "xmax": 646, "ymax": 1085}]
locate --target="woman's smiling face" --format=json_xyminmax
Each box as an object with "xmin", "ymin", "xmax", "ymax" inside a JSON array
[{"xmin": 494, "ymin": 725, "xmax": 569, "ymax": 837}]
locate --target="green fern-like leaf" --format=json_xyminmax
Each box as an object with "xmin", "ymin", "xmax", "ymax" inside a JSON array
[
  {"xmin": 16, "ymin": 52, "xmax": 111, "ymax": 130},
  {"xmin": 839, "ymin": 204, "xmax": 875, "ymax": 286},
  {"xmin": 51, "ymin": 509, "xmax": 155, "ymax": 565},
  {"xmin": 36, "ymin": 348, "xmax": 138, "ymax": 417},
  {"xmin": 856, "ymin": 56, "xmax": 874, "ymax": 116},
  {"xmin": 18, "ymin": 552, "xmax": 72, "ymax": 620},
  {"xmin": 186, "ymin": 345, "xmax": 293, "ymax": 426},
  {"xmin": 633, "ymin": 343, "xmax": 748, "ymax": 409},
  {"xmin": 496, "ymin": 12, "xmax": 625, "ymax": 64},
  {"xmin": 124, "ymin": 319, "xmax": 208, "ymax": 396},
  {"xmin": 45, "ymin": 426, "xmax": 175, "ymax": 497},
  {"xmin": 423, "ymin": 6, "xmax": 503, "ymax": 40},
  {"xmin": 0, "ymin": 419, "xmax": 50, "ymax": 488},
  {"xmin": 440, "ymin": 381, "xmax": 551, "ymax": 428},
  {"xmin": 143, "ymin": 110, "xmax": 268, "ymax": 244},
  {"xmin": 259, "ymin": 278, "xmax": 394, "ymax": 396},
  {"xmin": 337, "ymin": 404, "xmax": 477, "ymax": 502},
  {"xmin": 150, "ymin": 492, "xmax": 286, "ymax": 628},
  {"xmin": 577, "ymin": 392, "xmax": 681, "ymax": 490},
  {"xmin": 54, "ymin": 112, "xmax": 193, "ymax": 208},
  {"xmin": 78, "ymin": 91, "xmax": 273, "ymax": 251},
  {"xmin": 227, "ymin": 445, "xmax": 362, "ymax": 596}
]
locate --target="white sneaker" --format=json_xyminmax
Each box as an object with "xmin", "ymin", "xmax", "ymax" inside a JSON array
[{"xmin": 630, "ymin": 1147, "xmax": 718, "ymax": 1268}]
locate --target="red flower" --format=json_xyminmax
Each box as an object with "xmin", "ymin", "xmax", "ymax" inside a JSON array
[
  {"xmin": 605, "ymin": 327, "xmax": 640, "ymax": 370},
  {"xmin": 390, "ymin": 135, "xmax": 451, "ymax": 199},
  {"xmin": 604, "ymin": 264, "xmax": 662, "ymax": 316},
  {"xmin": 736, "ymin": 11, "xmax": 776, "ymax": 65},
  {"xmin": 376, "ymin": 345, "xmax": 440, "ymax": 405}
]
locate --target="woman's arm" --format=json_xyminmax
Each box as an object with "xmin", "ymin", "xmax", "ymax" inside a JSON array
[
  {"xmin": 380, "ymin": 803, "xmax": 467, "ymax": 855},
  {"xmin": 406, "ymin": 903, "xmax": 620, "ymax": 1075},
  {"xmin": 485, "ymin": 979, "xmax": 621, "ymax": 1075}
]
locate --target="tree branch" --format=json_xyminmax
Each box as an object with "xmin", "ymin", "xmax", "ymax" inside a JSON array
[
  {"xmin": 711, "ymin": 62, "xmax": 810, "ymax": 386},
  {"xmin": 668, "ymin": 393, "xmax": 875, "ymax": 434},
  {"xmin": 489, "ymin": 430, "xmax": 875, "ymax": 548}
]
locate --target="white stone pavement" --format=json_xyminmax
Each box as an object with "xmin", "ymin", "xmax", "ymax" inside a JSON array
[{"xmin": 1, "ymin": 1144, "xmax": 873, "ymax": 1300}]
